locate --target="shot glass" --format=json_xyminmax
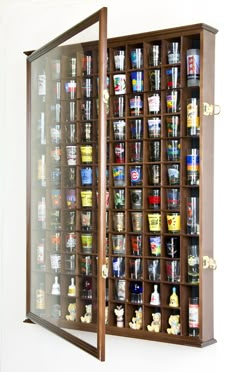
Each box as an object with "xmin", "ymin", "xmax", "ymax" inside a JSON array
[
  {"xmin": 130, "ymin": 165, "xmax": 142, "ymax": 186},
  {"xmin": 113, "ymin": 96, "xmax": 125, "ymax": 117},
  {"xmin": 149, "ymin": 141, "xmax": 160, "ymax": 161},
  {"xmin": 187, "ymin": 197, "xmax": 199, "ymax": 235},
  {"xmin": 130, "ymin": 235, "xmax": 142, "ymax": 256},
  {"xmin": 114, "ymin": 142, "xmax": 125, "ymax": 163},
  {"xmin": 166, "ymin": 237, "xmax": 179, "ymax": 258},
  {"xmin": 131, "ymin": 212, "xmax": 143, "ymax": 232},
  {"xmin": 147, "ymin": 259, "xmax": 160, "ymax": 281},
  {"xmin": 130, "ymin": 119, "xmax": 143, "ymax": 139},
  {"xmin": 130, "ymin": 48, "xmax": 143, "ymax": 69},
  {"xmin": 166, "ymin": 90, "xmax": 179, "ymax": 113},
  {"xmin": 166, "ymin": 260, "xmax": 180, "ymax": 282},
  {"xmin": 65, "ymin": 189, "xmax": 76, "ymax": 209},
  {"xmin": 148, "ymin": 213, "xmax": 161, "ymax": 232},
  {"xmin": 114, "ymin": 50, "xmax": 125, "ymax": 71},
  {"xmin": 148, "ymin": 164, "xmax": 160, "ymax": 185},
  {"xmin": 129, "ymin": 258, "xmax": 142, "ymax": 280},
  {"xmin": 113, "ymin": 74, "xmax": 126, "ymax": 95},
  {"xmin": 166, "ymin": 188, "xmax": 180, "ymax": 210},
  {"xmin": 168, "ymin": 42, "xmax": 180, "ymax": 64},
  {"xmin": 115, "ymin": 279, "xmax": 126, "ymax": 301},
  {"xmin": 112, "ymin": 165, "xmax": 126, "ymax": 186},
  {"xmin": 112, "ymin": 257, "xmax": 125, "ymax": 278},
  {"xmin": 130, "ymin": 189, "xmax": 142, "ymax": 209},
  {"xmin": 167, "ymin": 140, "xmax": 180, "ymax": 161},
  {"xmin": 81, "ymin": 122, "xmax": 93, "ymax": 142},
  {"xmin": 130, "ymin": 142, "xmax": 143, "ymax": 162},
  {"xmin": 81, "ymin": 234, "xmax": 93, "ymax": 253},
  {"xmin": 149, "ymin": 235, "xmax": 161, "ymax": 256},
  {"xmin": 167, "ymin": 164, "xmax": 180, "ymax": 185},
  {"xmin": 166, "ymin": 67, "xmax": 180, "ymax": 89},
  {"xmin": 148, "ymin": 189, "xmax": 161, "ymax": 210},
  {"xmin": 65, "ymin": 123, "xmax": 76, "ymax": 143},
  {"xmin": 81, "ymin": 211, "xmax": 92, "ymax": 231},
  {"xmin": 131, "ymin": 71, "xmax": 144, "ymax": 92},
  {"xmin": 113, "ymin": 120, "xmax": 126, "ymax": 140},
  {"xmin": 112, "ymin": 235, "xmax": 126, "ymax": 254},
  {"xmin": 149, "ymin": 69, "xmax": 161, "ymax": 90},
  {"xmin": 149, "ymin": 45, "xmax": 160, "ymax": 66},
  {"xmin": 80, "ymin": 167, "xmax": 92, "ymax": 186},
  {"xmin": 166, "ymin": 116, "xmax": 180, "ymax": 137},
  {"xmin": 80, "ymin": 145, "xmax": 93, "ymax": 163},
  {"xmin": 166, "ymin": 213, "xmax": 181, "ymax": 234},
  {"xmin": 82, "ymin": 78, "xmax": 92, "ymax": 97},
  {"xmin": 51, "ymin": 189, "xmax": 61, "ymax": 209},
  {"xmin": 148, "ymin": 94, "xmax": 161, "ymax": 114},
  {"xmin": 129, "ymin": 95, "xmax": 143, "ymax": 116},
  {"xmin": 80, "ymin": 190, "xmax": 93, "ymax": 208},
  {"xmin": 66, "ymin": 145, "xmax": 77, "ymax": 165},
  {"xmin": 65, "ymin": 232, "xmax": 76, "ymax": 252},
  {"xmin": 147, "ymin": 118, "xmax": 161, "ymax": 138},
  {"xmin": 113, "ymin": 212, "xmax": 125, "ymax": 232},
  {"xmin": 113, "ymin": 189, "xmax": 125, "ymax": 209}
]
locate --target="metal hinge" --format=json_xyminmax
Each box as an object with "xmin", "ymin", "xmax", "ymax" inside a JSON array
[
  {"xmin": 202, "ymin": 256, "xmax": 217, "ymax": 270},
  {"xmin": 203, "ymin": 102, "xmax": 221, "ymax": 116}
]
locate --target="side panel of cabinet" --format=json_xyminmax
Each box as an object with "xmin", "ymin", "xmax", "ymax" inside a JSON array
[{"xmin": 200, "ymin": 29, "xmax": 215, "ymax": 344}]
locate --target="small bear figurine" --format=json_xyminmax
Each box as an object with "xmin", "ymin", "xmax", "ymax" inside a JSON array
[
  {"xmin": 65, "ymin": 303, "xmax": 76, "ymax": 321},
  {"xmin": 129, "ymin": 307, "xmax": 142, "ymax": 330},
  {"xmin": 147, "ymin": 312, "xmax": 161, "ymax": 333},
  {"xmin": 80, "ymin": 304, "xmax": 92, "ymax": 323},
  {"xmin": 167, "ymin": 314, "xmax": 181, "ymax": 335}
]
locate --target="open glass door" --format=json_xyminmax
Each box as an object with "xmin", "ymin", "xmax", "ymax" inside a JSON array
[{"xmin": 25, "ymin": 7, "xmax": 107, "ymax": 361}]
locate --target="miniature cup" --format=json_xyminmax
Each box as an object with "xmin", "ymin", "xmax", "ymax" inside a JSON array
[
  {"xmin": 148, "ymin": 213, "xmax": 161, "ymax": 232},
  {"xmin": 147, "ymin": 259, "xmax": 160, "ymax": 280},
  {"xmin": 113, "ymin": 120, "xmax": 126, "ymax": 140},
  {"xmin": 166, "ymin": 213, "xmax": 181, "ymax": 233},
  {"xmin": 81, "ymin": 234, "xmax": 93, "ymax": 253},
  {"xmin": 66, "ymin": 145, "xmax": 77, "ymax": 165},
  {"xmin": 130, "ymin": 48, "xmax": 143, "ymax": 68},
  {"xmin": 113, "ymin": 74, "xmax": 126, "ymax": 95},
  {"xmin": 130, "ymin": 189, "xmax": 142, "ymax": 209},
  {"xmin": 114, "ymin": 50, "xmax": 125, "ymax": 71},
  {"xmin": 166, "ymin": 188, "xmax": 180, "ymax": 210},
  {"xmin": 147, "ymin": 118, "xmax": 161, "ymax": 138},
  {"xmin": 129, "ymin": 258, "xmax": 142, "ymax": 279},
  {"xmin": 166, "ymin": 260, "xmax": 180, "ymax": 282},
  {"xmin": 130, "ymin": 119, "xmax": 143, "ymax": 139},
  {"xmin": 112, "ymin": 165, "xmax": 125, "ymax": 186},
  {"xmin": 130, "ymin": 235, "xmax": 142, "ymax": 256},
  {"xmin": 112, "ymin": 235, "xmax": 126, "ymax": 254},
  {"xmin": 149, "ymin": 236, "xmax": 161, "ymax": 256},
  {"xmin": 149, "ymin": 69, "xmax": 161, "ymax": 90},
  {"xmin": 131, "ymin": 71, "xmax": 144, "ymax": 92},
  {"xmin": 113, "ymin": 189, "xmax": 125, "ymax": 209},
  {"xmin": 167, "ymin": 164, "xmax": 180, "ymax": 185}
]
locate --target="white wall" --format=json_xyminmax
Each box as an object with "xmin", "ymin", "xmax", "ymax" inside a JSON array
[{"xmin": 0, "ymin": 0, "xmax": 234, "ymax": 370}]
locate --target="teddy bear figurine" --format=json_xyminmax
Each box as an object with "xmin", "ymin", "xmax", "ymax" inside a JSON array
[
  {"xmin": 65, "ymin": 303, "xmax": 76, "ymax": 321},
  {"xmin": 129, "ymin": 307, "xmax": 142, "ymax": 330},
  {"xmin": 147, "ymin": 312, "xmax": 161, "ymax": 333},
  {"xmin": 80, "ymin": 304, "xmax": 92, "ymax": 323},
  {"xmin": 167, "ymin": 314, "xmax": 181, "ymax": 335}
]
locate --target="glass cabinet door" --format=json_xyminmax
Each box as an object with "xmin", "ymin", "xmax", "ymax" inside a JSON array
[{"xmin": 26, "ymin": 7, "xmax": 107, "ymax": 361}]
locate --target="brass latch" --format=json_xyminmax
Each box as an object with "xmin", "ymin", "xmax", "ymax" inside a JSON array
[
  {"xmin": 102, "ymin": 263, "xmax": 108, "ymax": 279},
  {"xmin": 202, "ymin": 256, "xmax": 217, "ymax": 270},
  {"xmin": 203, "ymin": 102, "xmax": 221, "ymax": 116}
]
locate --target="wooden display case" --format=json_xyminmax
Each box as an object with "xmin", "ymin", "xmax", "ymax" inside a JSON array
[{"xmin": 25, "ymin": 7, "xmax": 218, "ymax": 361}]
